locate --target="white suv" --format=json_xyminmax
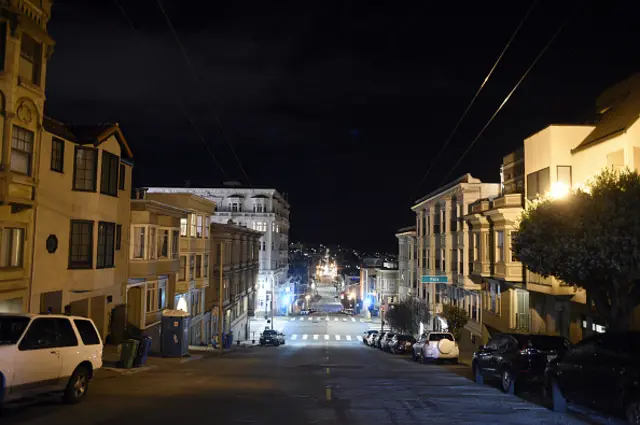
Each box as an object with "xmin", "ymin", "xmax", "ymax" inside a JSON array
[
  {"xmin": 0, "ymin": 314, "xmax": 103, "ymax": 406},
  {"xmin": 412, "ymin": 332, "xmax": 459, "ymax": 364}
]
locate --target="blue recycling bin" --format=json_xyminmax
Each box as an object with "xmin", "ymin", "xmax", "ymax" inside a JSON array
[
  {"xmin": 225, "ymin": 331, "xmax": 234, "ymax": 349},
  {"xmin": 161, "ymin": 310, "xmax": 190, "ymax": 357},
  {"xmin": 134, "ymin": 336, "xmax": 152, "ymax": 367}
]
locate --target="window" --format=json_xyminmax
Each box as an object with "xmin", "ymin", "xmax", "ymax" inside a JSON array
[
  {"xmin": 146, "ymin": 282, "xmax": 157, "ymax": 313},
  {"xmin": 74, "ymin": 319, "xmax": 100, "ymax": 345},
  {"xmin": 171, "ymin": 230, "xmax": 179, "ymax": 258},
  {"xmin": 496, "ymin": 230, "xmax": 505, "ymax": 263},
  {"xmin": 254, "ymin": 202, "xmax": 264, "ymax": 213},
  {"xmin": 196, "ymin": 255, "xmax": 202, "ymax": 278},
  {"xmin": 133, "ymin": 227, "xmax": 145, "ymax": 259},
  {"xmin": 526, "ymin": 167, "xmax": 550, "ymax": 201},
  {"xmin": 261, "ymin": 241, "xmax": 266, "ymax": 251},
  {"xmin": 204, "ymin": 254, "xmax": 209, "ymax": 277},
  {"xmin": 100, "ymin": 151, "xmax": 119, "ymax": 196},
  {"xmin": 196, "ymin": 215, "xmax": 203, "ymax": 238},
  {"xmin": 473, "ymin": 233, "xmax": 479, "ymax": 261},
  {"xmin": 69, "ymin": 220, "xmax": 93, "ymax": 269},
  {"xmin": 158, "ymin": 229, "xmax": 169, "ymax": 258},
  {"xmin": 190, "ymin": 214, "xmax": 196, "ymax": 237},
  {"xmin": 253, "ymin": 221, "xmax": 267, "ymax": 232},
  {"xmin": 179, "ymin": 256, "xmax": 186, "ymax": 281},
  {"xmin": 1, "ymin": 228, "xmax": 24, "ymax": 268},
  {"xmin": 149, "ymin": 227, "xmax": 157, "ymax": 260},
  {"xmin": 189, "ymin": 255, "xmax": 195, "ymax": 280},
  {"xmin": 557, "ymin": 165, "xmax": 572, "ymax": 186},
  {"xmin": 50, "ymin": 138, "xmax": 64, "ymax": 173},
  {"xmin": 19, "ymin": 33, "xmax": 41, "ymax": 85},
  {"xmin": 204, "ymin": 216, "xmax": 210, "ymax": 238},
  {"xmin": 96, "ymin": 222, "xmax": 115, "ymax": 269},
  {"xmin": 119, "ymin": 163, "xmax": 126, "ymax": 190},
  {"xmin": 272, "ymin": 222, "xmax": 276, "ymax": 232},
  {"xmin": 230, "ymin": 201, "xmax": 241, "ymax": 212},
  {"xmin": 441, "ymin": 209, "xmax": 446, "ymax": 233},
  {"xmin": 158, "ymin": 280, "xmax": 167, "ymax": 311},
  {"xmin": 180, "ymin": 218, "xmax": 187, "ymax": 237},
  {"xmin": 11, "ymin": 126, "xmax": 34, "ymax": 176},
  {"xmin": 112, "ymin": 225, "xmax": 121, "ymax": 252},
  {"xmin": 606, "ymin": 150, "xmax": 624, "ymax": 172},
  {"xmin": 510, "ymin": 232, "xmax": 518, "ymax": 262},
  {"xmin": 459, "ymin": 248, "xmax": 464, "ymax": 275},
  {"xmin": 484, "ymin": 233, "xmax": 490, "ymax": 262},
  {"xmin": 73, "ymin": 147, "xmax": 97, "ymax": 191}
]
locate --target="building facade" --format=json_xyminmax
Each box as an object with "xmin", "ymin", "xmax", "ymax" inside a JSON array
[
  {"xmin": 143, "ymin": 191, "xmax": 215, "ymax": 346},
  {"xmin": 464, "ymin": 149, "xmax": 528, "ymax": 347},
  {"xmin": 31, "ymin": 118, "xmax": 133, "ymax": 340},
  {"xmin": 395, "ymin": 226, "xmax": 416, "ymax": 301},
  {"xmin": 208, "ymin": 223, "xmax": 260, "ymax": 342},
  {"xmin": 126, "ymin": 196, "xmax": 187, "ymax": 352},
  {"xmin": 0, "ymin": 0, "xmax": 55, "ymax": 313},
  {"xmin": 144, "ymin": 186, "xmax": 290, "ymax": 317},
  {"xmin": 412, "ymin": 174, "xmax": 500, "ymax": 349}
]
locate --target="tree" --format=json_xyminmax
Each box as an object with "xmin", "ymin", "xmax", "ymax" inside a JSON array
[
  {"xmin": 513, "ymin": 168, "xmax": 640, "ymax": 331},
  {"xmin": 441, "ymin": 304, "xmax": 469, "ymax": 341},
  {"xmin": 385, "ymin": 298, "xmax": 431, "ymax": 335}
]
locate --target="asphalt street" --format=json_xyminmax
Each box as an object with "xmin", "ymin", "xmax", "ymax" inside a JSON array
[{"xmin": 3, "ymin": 286, "xmax": 590, "ymax": 425}]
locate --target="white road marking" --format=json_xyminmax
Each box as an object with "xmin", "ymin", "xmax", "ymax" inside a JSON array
[
  {"xmin": 351, "ymin": 318, "xmax": 356, "ymax": 322},
  {"xmin": 313, "ymin": 334, "xmax": 319, "ymax": 340},
  {"xmin": 302, "ymin": 334, "xmax": 308, "ymax": 340},
  {"xmin": 359, "ymin": 319, "xmax": 363, "ymax": 322},
  {"xmin": 326, "ymin": 316, "xmax": 330, "ymax": 321},
  {"xmin": 346, "ymin": 335, "xmax": 352, "ymax": 341},
  {"xmin": 307, "ymin": 317, "xmax": 312, "ymax": 321},
  {"xmin": 335, "ymin": 335, "xmax": 341, "ymax": 341},
  {"xmin": 324, "ymin": 334, "xmax": 329, "ymax": 340},
  {"xmin": 291, "ymin": 334, "xmax": 298, "ymax": 340},
  {"xmin": 290, "ymin": 317, "xmax": 295, "ymax": 321},
  {"xmin": 334, "ymin": 318, "xmax": 339, "ymax": 321},
  {"xmin": 342, "ymin": 318, "xmax": 347, "ymax": 322},
  {"xmin": 356, "ymin": 335, "xmax": 363, "ymax": 341}
]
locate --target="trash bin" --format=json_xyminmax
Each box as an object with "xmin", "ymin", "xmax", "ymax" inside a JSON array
[
  {"xmin": 120, "ymin": 339, "xmax": 140, "ymax": 369},
  {"xmin": 133, "ymin": 336, "xmax": 152, "ymax": 367},
  {"xmin": 225, "ymin": 331, "xmax": 234, "ymax": 349}
]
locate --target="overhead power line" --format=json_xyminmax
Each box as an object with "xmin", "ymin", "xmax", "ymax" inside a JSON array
[
  {"xmin": 112, "ymin": 0, "xmax": 228, "ymax": 179},
  {"xmin": 155, "ymin": 0, "xmax": 253, "ymax": 189},
  {"xmin": 438, "ymin": 4, "xmax": 577, "ymax": 187},
  {"xmin": 409, "ymin": 0, "xmax": 539, "ymax": 204}
]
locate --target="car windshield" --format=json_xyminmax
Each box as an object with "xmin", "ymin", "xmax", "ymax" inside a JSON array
[
  {"xmin": 429, "ymin": 333, "xmax": 454, "ymax": 342},
  {"xmin": 0, "ymin": 316, "xmax": 30, "ymax": 345},
  {"xmin": 263, "ymin": 330, "xmax": 277, "ymax": 336},
  {"xmin": 517, "ymin": 335, "xmax": 568, "ymax": 350}
]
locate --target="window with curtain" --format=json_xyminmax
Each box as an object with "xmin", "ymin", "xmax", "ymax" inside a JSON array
[
  {"xmin": 196, "ymin": 215, "xmax": 203, "ymax": 238},
  {"xmin": 11, "ymin": 126, "xmax": 34, "ymax": 176},
  {"xmin": 157, "ymin": 229, "xmax": 169, "ymax": 258},
  {"xmin": 133, "ymin": 227, "xmax": 145, "ymax": 259},
  {"xmin": 180, "ymin": 218, "xmax": 187, "ymax": 237}
]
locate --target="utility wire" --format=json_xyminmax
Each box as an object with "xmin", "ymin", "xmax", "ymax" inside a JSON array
[
  {"xmin": 155, "ymin": 0, "xmax": 253, "ymax": 189},
  {"xmin": 112, "ymin": 0, "xmax": 228, "ymax": 179},
  {"xmin": 437, "ymin": 6, "xmax": 576, "ymax": 187},
  {"xmin": 409, "ymin": 0, "xmax": 538, "ymax": 203}
]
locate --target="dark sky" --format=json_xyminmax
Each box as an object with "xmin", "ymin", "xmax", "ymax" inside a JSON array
[{"xmin": 45, "ymin": 0, "xmax": 640, "ymax": 252}]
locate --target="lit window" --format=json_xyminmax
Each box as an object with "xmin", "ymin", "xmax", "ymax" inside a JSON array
[
  {"xmin": 196, "ymin": 215, "xmax": 203, "ymax": 238},
  {"xmin": 0, "ymin": 228, "xmax": 24, "ymax": 268},
  {"xmin": 180, "ymin": 218, "xmax": 187, "ymax": 237},
  {"xmin": 190, "ymin": 215, "xmax": 196, "ymax": 237},
  {"xmin": 133, "ymin": 227, "xmax": 145, "ymax": 259}
]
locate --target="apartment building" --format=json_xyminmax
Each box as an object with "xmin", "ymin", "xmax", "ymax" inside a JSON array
[
  {"xmin": 411, "ymin": 174, "xmax": 500, "ymax": 347},
  {"xmin": 32, "ymin": 118, "xmax": 133, "ymax": 340},
  {"xmin": 464, "ymin": 149, "xmax": 528, "ymax": 346},
  {"xmin": 208, "ymin": 223, "xmax": 261, "ymax": 342},
  {"xmin": 395, "ymin": 226, "xmax": 416, "ymax": 301},
  {"xmin": 0, "ymin": 0, "xmax": 54, "ymax": 313},
  {"xmin": 143, "ymin": 191, "xmax": 215, "ymax": 346},
  {"xmin": 145, "ymin": 184, "xmax": 290, "ymax": 317},
  {"xmin": 126, "ymin": 195, "xmax": 188, "ymax": 352}
]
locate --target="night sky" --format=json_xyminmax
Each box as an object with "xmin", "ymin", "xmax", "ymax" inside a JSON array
[{"xmin": 44, "ymin": 0, "xmax": 640, "ymax": 252}]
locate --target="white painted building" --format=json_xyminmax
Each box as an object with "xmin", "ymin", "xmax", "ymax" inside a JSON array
[
  {"xmin": 395, "ymin": 226, "xmax": 416, "ymax": 301},
  {"xmin": 411, "ymin": 173, "xmax": 500, "ymax": 339},
  {"xmin": 145, "ymin": 185, "xmax": 290, "ymax": 317}
]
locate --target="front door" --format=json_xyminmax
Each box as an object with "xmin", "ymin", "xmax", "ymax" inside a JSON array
[{"xmin": 12, "ymin": 318, "xmax": 63, "ymax": 395}]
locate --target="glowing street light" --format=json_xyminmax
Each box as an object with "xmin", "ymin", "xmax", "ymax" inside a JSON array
[{"xmin": 548, "ymin": 181, "xmax": 570, "ymax": 200}]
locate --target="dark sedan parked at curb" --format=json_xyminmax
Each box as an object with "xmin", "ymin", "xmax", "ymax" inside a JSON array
[
  {"xmin": 472, "ymin": 333, "xmax": 569, "ymax": 394},
  {"xmin": 389, "ymin": 335, "xmax": 416, "ymax": 354},
  {"xmin": 259, "ymin": 329, "xmax": 285, "ymax": 346}
]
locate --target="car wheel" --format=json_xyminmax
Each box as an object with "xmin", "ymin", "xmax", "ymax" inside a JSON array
[
  {"xmin": 501, "ymin": 369, "xmax": 514, "ymax": 394},
  {"xmin": 626, "ymin": 398, "xmax": 640, "ymax": 425},
  {"xmin": 64, "ymin": 366, "xmax": 90, "ymax": 404},
  {"xmin": 275, "ymin": 341, "xmax": 280, "ymax": 347}
]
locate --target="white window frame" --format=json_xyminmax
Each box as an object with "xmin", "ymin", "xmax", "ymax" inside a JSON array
[
  {"xmin": 132, "ymin": 226, "xmax": 146, "ymax": 259},
  {"xmin": 146, "ymin": 281, "xmax": 158, "ymax": 313},
  {"xmin": 0, "ymin": 227, "xmax": 25, "ymax": 268},
  {"xmin": 496, "ymin": 230, "xmax": 505, "ymax": 263},
  {"xmin": 180, "ymin": 218, "xmax": 187, "ymax": 237}
]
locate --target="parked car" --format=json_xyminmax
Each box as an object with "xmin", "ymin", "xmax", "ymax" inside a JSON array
[
  {"xmin": 259, "ymin": 329, "xmax": 285, "ymax": 346},
  {"xmin": 389, "ymin": 335, "xmax": 416, "ymax": 354},
  {"xmin": 374, "ymin": 332, "xmax": 390, "ymax": 349},
  {"xmin": 380, "ymin": 332, "xmax": 396, "ymax": 351},
  {"xmin": 367, "ymin": 332, "xmax": 380, "ymax": 346},
  {"xmin": 363, "ymin": 330, "xmax": 378, "ymax": 345},
  {"xmin": 412, "ymin": 332, "xmax": 459, "ymax": 364},
  {"xmin": 0, "ymin": 313, "xmax": 103, "ymax": 406},
  {"xmin": 545, "ymin": 331, "xmax": 640, "ymax": 424},
  {"xmin": 473, "ymin": 333, "xmax": 569, "ymax": 393}
]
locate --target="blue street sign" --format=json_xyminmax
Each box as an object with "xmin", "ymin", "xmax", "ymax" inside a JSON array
[{"xmin": 421, "ymin": 275, "xmax": 448, "ymax": 284}]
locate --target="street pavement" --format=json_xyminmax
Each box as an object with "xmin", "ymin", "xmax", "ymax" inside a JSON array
[{"xmin": 1, "ymin": 285, "xmax": 603, "ymax": 425}]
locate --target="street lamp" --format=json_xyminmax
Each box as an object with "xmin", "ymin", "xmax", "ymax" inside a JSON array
[{"xmin": 549, "ymin": 181, "xmax": 570, "ymax": 200}]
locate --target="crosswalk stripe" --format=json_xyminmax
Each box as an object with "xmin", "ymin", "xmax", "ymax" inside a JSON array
[
  {"xmin": 324, "ymin": 334, "xmax": 329, "ymax": 340},
  {"xmin": 291, "ymin": 334, "xmax": 298, "ymax": 340},
  {"xmin": 313, "ymin": 334, "xmax": 319, "ymax": 340},
  {"xmin": 326, "ymin": 316, "xmax": 329, "ymax": 321},
  {"xmin": 302, "ymin": 334, "xmax": 308, "ymax": 340},
  {"xmin": 290, "ymin": 317, "xmax": 295, "ymax": 321},
  {"xmin": 342, "ymin": 318, "xmax": 347, "ymax": 322},
  {"xmin": 334, "ymin": 318, "xmax": 339, "ymax": 321},
  {"xmin": 346, "ymin": 335, "xmax": 352, "ymax": 341},
  {"xmin": 351, "ymin": 318, "xmax": 356, "ymax": 322},
  {"xmin": 335, "ymin": 335, "xmax": 341, "ymax": 341},
  {"xmin": 356, "ymin": 335, "xmax": 363, "ymax": 341}
]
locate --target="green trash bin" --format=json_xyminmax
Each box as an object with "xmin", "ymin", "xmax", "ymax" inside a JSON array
[{"xmin": 120, "ymin": 339, "xmax": 140, "ymax": 369}]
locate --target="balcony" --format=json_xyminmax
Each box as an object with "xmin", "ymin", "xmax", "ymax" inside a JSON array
[
  {"xmin": 514, "ymin": 313, "xmax": 530, "ymax": 331},
  {"xmin": 0, "ymin": 171, "xmax": 36, "ymax": 210},
  {"xmin": 494, "ymin": 262, "xmax": 524, "ymax": 282},
  {"xmin": 492, "ymin": 193, "xmax": 524, "ymax": 209},
  {"xmin": 470, "ymin": 200, "xmax": 491, "ymax": 215},
  {"xmin": 175, "ymin": 279, "xmax": 190, "ymax": 295}
]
